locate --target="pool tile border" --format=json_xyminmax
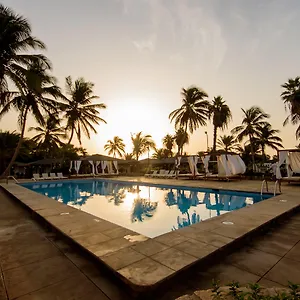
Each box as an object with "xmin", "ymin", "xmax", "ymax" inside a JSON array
[{"xmin": 1, "ymin": 181, "xmax": 299, "ymax": 291}]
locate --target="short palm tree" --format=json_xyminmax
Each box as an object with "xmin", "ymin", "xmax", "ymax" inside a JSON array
[
  {"xmin": 152, "ymin": 148, "xmax": 169, "ymax": 159},
  {"xmin": 0, "ymin": 5, "xmax": 50, "ymax": 95},
  {"xmin": 174, "ymin": 127, "xmax": 189, "ymax": 155},
  {"xmin": 255, "ymin": 123, "xmax": 283, "ymax": 161},
  {"xmin": 231, "ymin": 106, "xmax": 269, "ymax": 170},
  {"xmin": 0, "ymin": 62, "xmax": 61, "ymax": 176},
  {"xmin": 208, "ymin": 96, "xmax": 232, "ymax": 152},
  {"xmin": 60, "ymin": 76, "xmax": 107, "ymax": 145},
  {"xmin": 217, "ymin": 135, "xmax": 239, "ymax": 153},
  {"xmin": 124, "ymin": 153, "xmax": 134, "ymax": 160},
  {"xmin": 131, "ymin": 132, "xmax": 156, "ymax": 160},
  {"xmin": 29, "ymin": 115, "xmax": 66, "ymax": 156},
  {"xmin": 169, "ymin": 86, "xmax": 209, "ymax": 153},
  {"xmin": 281, "ymin": 77, "xmax": 300, "ymax": 138},
  {"xmin": 104, "ymin": 136, "xmax": 125, "ymax": 158},
  {"xmin": 162, "ymin": 134, "xmax": 174, "ymax": 157}
]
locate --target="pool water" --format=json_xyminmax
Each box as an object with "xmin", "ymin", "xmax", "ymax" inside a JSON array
[{"xmin": 21, "ymin": 180, "xmax": 272, "ymax": 238}]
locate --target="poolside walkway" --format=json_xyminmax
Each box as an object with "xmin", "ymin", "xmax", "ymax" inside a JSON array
[{"xmin": 0, "ymin": 178, "xmax": 299, "ymax": 299}]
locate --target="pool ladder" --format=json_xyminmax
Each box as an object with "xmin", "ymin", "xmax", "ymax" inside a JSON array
[
  {"xmin": 260, "ymin": 179, "xmax": 281, "ymax": 196},
  {"xmin": 5, "ymin": 176, "xmax": 19, "ymax": 184}
]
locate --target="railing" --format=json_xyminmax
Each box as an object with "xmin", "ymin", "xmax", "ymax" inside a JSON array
[
  {"xmin": 274, "ymin": 180, "xmax": 281, "ymax": 196},
  {"xmin": 6, "ymin": 176, "xmax": 19, "ymax": 184},
  {"xmin": 260, "ymin": 179, "xmax": 269, "ymax": 196}
]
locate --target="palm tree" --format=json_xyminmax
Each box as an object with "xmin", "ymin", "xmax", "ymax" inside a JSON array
[
  {"xmin": 131, "ymin": 132, "xmax": 156, "ymax": 160},
  {"xmin": 104, "ymin": 136, "xmax": 125, "ymax": 158},
  {"xmin": 231, "ymin": 106, "xmax": 269, "ymax": 170},
  {"xmin": 281, "ymin": 77, "xmax": 300, "ymax": 138},
  {"xmin": 60, "ymin": 76, "xmax": 107, "ymax": 145},
  {"xmin": 208, "ymin": 96, "xmax": 232, "ymax": 152},
  {"xmin": 0, "ymin": 5, "xmax": 50, "ymax": 95},
  {"xmin": 169, "ymin": 86, "xmax": 209, "ymax": 153},
  {"xmin": 174, "ymin": 127, "xmax": 189, "ymax": 155},
  {"xmin": 255, "ymin": 123, "xmax": 283, "ymax": 161},
  {"xmin": 152, "ymin": 148, "xmax": 169, "ymax": 159},
  {"xmin": 217, "ymin": 135, "xmax": 239, "ymax": 153},
  {"xmin": 0, "ymin": 62, "xmax": 61, "ymax": 176},
  {"xmin": 29, "ymin": 115, "xmax": 66, "ymax": 156},
  {"xmin": 124, "ymin": 153, "xmax": 134, "ymax": 160},
  {"xmin": 162, "ymin": 134, "xmax": 174, "ymax": 157}
]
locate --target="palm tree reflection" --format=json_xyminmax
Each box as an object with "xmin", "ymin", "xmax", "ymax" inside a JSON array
[
  {"xmin": 108, "ymin": 187, "xmax": 126, "ymax": 205},
  {"xmin": 131, "ymin": 197, "xmax": 158, "ymax": 222}
]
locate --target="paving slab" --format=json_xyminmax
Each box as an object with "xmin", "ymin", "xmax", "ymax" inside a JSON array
[
  {"xmin": 264, "ymin": 257, "xmax": 300, "ymax": 286},
  {"xmin": 3, "ymin": 255, "xmax": 79, "ymax": 299},
  {"xmin": 224, "ymin": 247, "xmax": 281, "ymax": 276},
  {"xmin": 151, "ymin": 248, "xmax": 198, "ymax": 271},
  {"xmin": 186, "ymin": 231, "xmax": 234, "ymax": 248},
  {"xmin": 154, "ymin": 232, "xmax": 190, "ymax": 247},
  {"xmin": 130, "ymin": 239, "xmax": 169, "ymax": 256},
  {"xmin": 72, "ymin": 231, "xmax": 111, "ymax": 247},
  {"xmin": 174, "ymin": 239, "xmax": 218, "ymax": 259},
  {"xmin": 257, "ymin": 278, "xmax": 285, "ymax": 288},
  {"xmin": 101, "ymin": 247, "xmax": 146, "ymax": 270},
  {"xmin": 15, "ymin": 273, "xmax": 109, "ymax": 300},
  {"xmin": 118, "ymin": 258, "xmax": 174, "ymax": 287},
  {"xmin": 285, "ymin": 241, "xmax": 300, "ymax": 262}
]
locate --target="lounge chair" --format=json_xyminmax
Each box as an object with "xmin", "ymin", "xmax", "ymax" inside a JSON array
[
  {"xmin": 156, "ymin": 170, "xmax": 169, "ymax": 178},
  {"xmin": 42, "ymin": 173, "xmax": 50, "ymax": 180},
  {"xmin": 50, "ymin": 173, "xmax": 59, "ymax": 180},
  {"xmin": 57, "ymin": 172, "xmax": 67, "ymax": 179},
  {"xmin": 32, "ymin": 173, "xmax": 43, "ymax": 181},
  {"xmin": 145, "ymin": 170, "xmax": 157, "ymax": 178},
  {"xmin": 166, "ymin": 170, "xmax": 176, "ymax": 178}
]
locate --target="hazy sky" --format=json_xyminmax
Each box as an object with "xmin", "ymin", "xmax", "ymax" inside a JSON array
[{"xmin": 1, "ymin": 0, "xmax": 300, "ymax": 157}]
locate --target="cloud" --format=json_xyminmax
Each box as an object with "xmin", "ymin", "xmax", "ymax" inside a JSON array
[
  {"xmin": 132, "ymin": 34, "xmax": 156, "ymax": 52},
  {"xmin": 169, "ymin": 53, "xmax": 184, "ymax": 63}
]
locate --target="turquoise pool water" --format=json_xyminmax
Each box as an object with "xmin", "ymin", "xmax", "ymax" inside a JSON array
[{"xmin": 21, "ymin": 180, "xmax": 272, "ymax": 238}]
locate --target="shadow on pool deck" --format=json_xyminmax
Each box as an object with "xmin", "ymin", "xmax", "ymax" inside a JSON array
[{"xmin": 0, "ymin": 180, "xmax": 300, "ymax": 299}]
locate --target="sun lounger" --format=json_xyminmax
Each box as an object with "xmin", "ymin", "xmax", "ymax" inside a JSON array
[
  {"xmin": 57, "ymin": 172, "xmax": 67, "ymax": 179},
  {"xmin": 157, "ymin": 170, "xmax": 170, "ymax": 178},
  {"xmin": 42, "ymin": 173, "xmax": 50, "ymax": 180},
  {"xmin": 32, "ymin": 173, "xmax": 44, "ymax": 181},
  {"xmin": 166, "ymin": 170, "xmax": 176, "ymax": 178},
  {"xmin": 145, "ymin": 170, "xmax": 157, "ymax": 178},
  {"xmin": 50, "ymin": 173, "xmax": 59, "ymax": 180}
]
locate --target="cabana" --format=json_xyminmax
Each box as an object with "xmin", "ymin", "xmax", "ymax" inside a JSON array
[
  {"xmin": 199, "ymin": 152, "xmax": 246, "ymax": 180},
  {"xmin": 276, "ymin": 149, "xmax": 300, "ymax": 183}
]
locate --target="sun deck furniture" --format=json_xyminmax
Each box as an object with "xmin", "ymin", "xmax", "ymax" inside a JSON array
[
  {"xmin": 157, "ymin": 170, "xmax": 171, "ymax": 178},
  {"xmin": 57, "ymin": 172, "xmax": 67, "ymax": 179},
  {"xmin": 42, "ymin": 173, "xmax": 50, "ymax": 180},
  {"xmin": 155, "ymin": 170, "xmax": 168, "ymax": 178},
  {"xmin": 50, "ymin": 173, "xmax": 59, "ymax": 180},
  {"xmin": 145, "ymin": 170, "xmax": 157, "ymax": 178},
  {"xmin": 32, "ymin": 173, "xmax": 44, "ymax": 181},
  {"xmin": 166, "ymin": 170, "xmax": 176, "ymax": 178}
]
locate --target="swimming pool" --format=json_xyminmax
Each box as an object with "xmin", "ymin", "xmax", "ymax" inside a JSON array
[{"xmin": 21, "ymin": 179, "xmax": 272, "ymax": 238}]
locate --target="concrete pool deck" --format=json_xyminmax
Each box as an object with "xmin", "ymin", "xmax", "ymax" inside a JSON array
[{"xmin": 0, "ymin": 177, "xmax": 300, "ymax": 298}]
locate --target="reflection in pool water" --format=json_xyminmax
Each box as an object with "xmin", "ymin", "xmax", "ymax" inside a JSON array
[{"xmin": 22, "ymin": 180, "xmax": 272, "ymax": 238}]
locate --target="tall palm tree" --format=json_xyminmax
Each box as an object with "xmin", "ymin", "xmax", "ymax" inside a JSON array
[
  {"xmin": 104, "ymin": 136, "xmax": 125, "ymax": 158},
  {"xmin": 131, "ymin": 132, "xmax": 156, "ymax": 160},
  {"xmin": 29, "ymin": 115, "xmax": 66, "ymax": 156},
  {"xmin": 231, "ymin": 106, "xmax": 269, "ymax": 170},
  {"xmin": 208, "ymin": 96, "xmax": 232, "ymax": 152},
  {"xmin": 281, "ymin": 77, "xmax": 300, "ymax": 138},
  {"xmin": 0, "ymin": 62, "xmax": 61, "ymax": 176},
  {"xmin": 0, "ymin": 5, "xmax": 50, "ymax": 95},
  {"xmin": 162, "ymin": 134, "xmax": 174, "ymax": 157},
  {"xmin": 255, "ymin": 123, "xmax": 283, "ymax": 161},
  {"xmin": 60, "ymin": 76, "xmax": 107, "ymax": 145},
  {"xmin": 174, "ymin": 127, "xmax": 189, "ymax": 155},
  {"xmin": 217, "ymin": 135, "xmax": 239, "ymax": 153},
  {"xmin": 169, "ymin": 86, "xmax": 209, "ymax": 153}
]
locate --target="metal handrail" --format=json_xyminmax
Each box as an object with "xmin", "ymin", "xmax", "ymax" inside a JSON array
[
  {"xmin": 260, "ymin": 179, "xmax": 268, "ymax": 196},
  {"xmin": 274, "ymin": 180, "xmax": 281, "ymax": 196},
  {"xmin": 6, "ymin": 176, "xmax": 19, "ymax": 184}
]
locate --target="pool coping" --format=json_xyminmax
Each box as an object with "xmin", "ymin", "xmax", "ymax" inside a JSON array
[{"xmin": 1, "ymin": 179, "xmax": 300, "ymax": 292}]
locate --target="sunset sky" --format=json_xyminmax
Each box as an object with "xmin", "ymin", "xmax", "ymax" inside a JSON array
[{"xmin": 1, "ymin": 0, "xmax": 300, "ymax": 157}]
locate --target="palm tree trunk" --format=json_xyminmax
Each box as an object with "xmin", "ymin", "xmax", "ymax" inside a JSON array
[
  {"xmin": 1, "ymin": 108, "xmax": 29, "ymax": 177},
  {"xmin": 262, "ymin": 146, "xmax": 266, "ymax": 163},
  {"xmin": 213, "ymin": 126, "xmax": 217, "ymax": 153},
  {"xmin": 67, "ymin": 128, "xmax": 74, "ymax": 144},
  {"xmin": 249, "ymin": 135, "xmax": 256, "ymax": 171}
]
